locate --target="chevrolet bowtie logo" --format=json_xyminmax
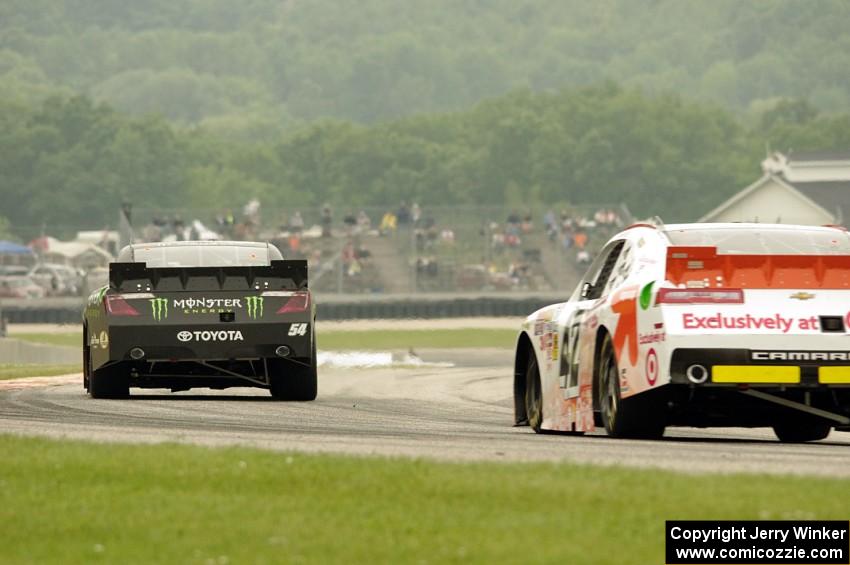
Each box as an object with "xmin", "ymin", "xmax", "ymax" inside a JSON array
[{"xmin": 789, "ymin": 292, "xmax": 815, "ymax": 301}]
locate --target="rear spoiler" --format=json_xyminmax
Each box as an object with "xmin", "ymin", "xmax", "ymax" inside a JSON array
[
  {"xmin": 109, "ymin": 260, "xmax": 308, "ymax": 292},
  {"xmin": 666, "ymin": 246, "xmax": 850, "ymax": 289}
]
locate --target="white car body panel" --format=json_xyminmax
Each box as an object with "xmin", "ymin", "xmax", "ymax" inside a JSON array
[{"xmin": 515, "ymin": 222, "xmax": 850, "ymax": 435}]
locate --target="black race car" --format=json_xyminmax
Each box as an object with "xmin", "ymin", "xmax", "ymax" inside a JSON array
[{"xmin": 83, "ymin": 241, "xmax": 316, "ymax": 400}]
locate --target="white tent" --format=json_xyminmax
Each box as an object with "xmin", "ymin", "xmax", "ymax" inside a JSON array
[{"xmin": 39, "ymin": 237, "xmax": 113, "ymax": 269}]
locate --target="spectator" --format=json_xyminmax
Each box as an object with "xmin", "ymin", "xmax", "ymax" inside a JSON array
[
  {"xmin": 356, "ymin": 244, "xmax": 372, "ymax": 261},
  {"xmin": 320, "ymin": 204, "xmax": 333, "ymax": 238},
  {"xmin": 573, "ymin": 231, "xmax": 588, "ymax": 249},
  {"xmin": 172, "ymin": 216, "xmax": 186, "ymax": 241},
  {"xmin": 380, "ymin": 211, "xmax": 397, "ymax": 236},
  {"xmin": 142, "ymin": 221, "xmax": 162, "ymax": 242},
  {"xmin": 290, "ymin": 211, "xmax": 304, "ymax": 234},
  {"xmin": 343, "ymin": 211, "xmax": 357, "ymax": 234},
  {"xmin": 561, "ymin": 230, "xmax": 573, "ymax": 251},
  {"xmin": 426, "ymin": 224, "xmax": 439, "ymax": 248},
  {"xmin": 243, "ymin": 198, "xmax": 261, "ymax": 226},
  {"xmin": 543, "ymin": 209, "xmax": 556, "ymax": 233},
  {"xmin": 356, "ymin": 210, "xmax": 371, "ymax": 231},
  {"xmin": 288, "ymin": 233, "xmax": 301, "ymax": 254},
  {"xmin": 397, "ymin": 201, "xmax": 411, "ymax": 226},
  {"xmin": 411, "ymin": 202, "xmax": 421, "ymax": 226}
]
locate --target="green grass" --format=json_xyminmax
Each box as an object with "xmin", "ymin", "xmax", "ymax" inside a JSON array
[
  {"xmin": 0, "ymin": 364, "xmax": 80, "ymax": 379},
  {"xmin": 16, "ymin": 329, "xmax": 518, "ymax": 350},
  {"xmin": 1, "ymin": 435, "xmax": 848, "ymax": 564},
  {"xmin": 13, "ymin": 332, "xmax": 79, "ymax": 348}
]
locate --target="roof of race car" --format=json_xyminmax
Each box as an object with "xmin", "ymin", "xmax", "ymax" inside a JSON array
[
  {"xmin": 657, "ymin": 223, "xmax": 850, "ymax": 255},
  {"xmin": 661, "ymin": 222, "xmax": 846, "ymax": 233}
]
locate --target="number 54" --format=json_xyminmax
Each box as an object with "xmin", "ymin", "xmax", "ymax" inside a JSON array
[{"xmin": 288, "ymin": 323, "xmax": 308, "ymax": 336}]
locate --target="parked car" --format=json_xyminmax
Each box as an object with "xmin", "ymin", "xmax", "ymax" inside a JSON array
[
  {"xmin": 0, "ymin": 275, "xmax": 46, "ymax": 299},
  {"xmin": 0, "ymin": 265, "xmax": 30, "ymax": 276},
  {"xmin": 28, "ymin": 263, "xmax": 83, "ymax": 296}
]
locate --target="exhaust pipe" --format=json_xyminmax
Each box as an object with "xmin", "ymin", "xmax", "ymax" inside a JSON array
[
  {"xmin": 129, "ymin": 347, "xmax": 146, "ymax": 360},
  {"xmin": 275, "ymin": 345, "xmax": 291, "ymax": 358},
  {"xmin": 686, "ymin": 364, "xmax": 709, "ymax": 384}
]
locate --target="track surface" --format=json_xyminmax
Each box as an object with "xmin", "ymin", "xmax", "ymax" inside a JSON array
[{"xmin": 1, "ymin": 349, "xmax": 848, "ymax": 477}]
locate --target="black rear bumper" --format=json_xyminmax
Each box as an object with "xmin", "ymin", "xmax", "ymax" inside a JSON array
[{"xmin": 100, "ymin": 322, "xmax": 312, "ymax": 364}]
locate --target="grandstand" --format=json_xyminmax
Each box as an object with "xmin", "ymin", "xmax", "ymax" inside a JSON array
[{"xmin": 129, "ymin": 204, "xmax": 631, "ymax": 294}]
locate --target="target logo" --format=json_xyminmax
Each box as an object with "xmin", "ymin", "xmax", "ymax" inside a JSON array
[{"xmin": 645, "ymin": 348, "xmax": 659, "ymax": 386}]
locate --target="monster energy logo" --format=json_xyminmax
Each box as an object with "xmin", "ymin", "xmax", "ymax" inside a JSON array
[
  {"xmin": 150, "ymin": 298, "xmax": 168, "ymax": 321},
  {"xmin": 245, "ymin": 296, "xmax": 264, "ymax": 319}
]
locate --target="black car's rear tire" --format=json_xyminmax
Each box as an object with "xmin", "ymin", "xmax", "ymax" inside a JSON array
[
  {"xmin": 773, "ymin": 419, "xmax": 831, "ymax": 443},
  {"xmin": 599, "ymin": 334, "xmax": 665, "ymax": 439},
  {"xmin": 269, "ymin": 341, "xmax": 317, "ymax": 401},
  {"xmin": 89, "ymin": 364, "xmax": 129, "ymax": 399}
]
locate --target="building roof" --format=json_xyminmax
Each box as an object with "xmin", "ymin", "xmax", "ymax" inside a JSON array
[
  {"xmin": 699, "ymin": 174, "xmax": 834, "ymax": 223},
  {"xmin": 704, "ymin": 150, "xmax": 850, "ymax": 225},
  {"xmin": 788, "ymin": 150, "xmax": 850, "ymax": 162},
  {"xmin": 791, "ymin": 180, "xmax": 850, "ymax": 223}
]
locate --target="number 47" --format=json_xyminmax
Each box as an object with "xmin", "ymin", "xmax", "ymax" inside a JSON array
[{"xmin": 288, "ymin": 323, "xmax": 308, "ymax": 336}]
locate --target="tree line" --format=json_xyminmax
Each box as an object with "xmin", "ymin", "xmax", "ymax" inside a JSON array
[
  {"xmin": 1, "ymin": 0, "xmax": 849, "ymax": 136},
  {"xmin": 2, "ymin": 85, "xmax": 849, "ymax": 241}
]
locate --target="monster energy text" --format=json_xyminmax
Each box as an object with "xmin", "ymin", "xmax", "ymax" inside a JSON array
[
  {"xmin": 245, "ymin": 296, "xmax": 264, "ymax": 319},
  {"xmin": 150, "ymin": 298, "xmax": 168, "ymax": 321},
  {"xmin": 172, "ymin": 297, "xmax": 244, "ymax": 315}
]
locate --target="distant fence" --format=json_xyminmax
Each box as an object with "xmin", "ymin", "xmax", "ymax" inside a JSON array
[{"xmin": 1, "ymin": 293, "xmax": 564, "ymax": 324}]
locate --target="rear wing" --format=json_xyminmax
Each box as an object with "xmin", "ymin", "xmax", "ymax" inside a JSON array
[
  {"xmin": 665, "ymin": 246, "xmax": 850, "ymax": 289},
  {"xmin": 109, "ymin": 260, "xmax": 308, "ymax": 292}
]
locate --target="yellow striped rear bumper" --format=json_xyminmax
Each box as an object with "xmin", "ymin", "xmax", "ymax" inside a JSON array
[
  {"xmin": 712, "ymin": 365, "xmax": 800, "ymax": 384},
  {"xmin": 819, "ymin": 367, "xmax": 850, "ymax": 384}
]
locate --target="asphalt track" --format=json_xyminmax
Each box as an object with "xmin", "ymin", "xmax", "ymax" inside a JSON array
[{"xmin": 1, "ymin": 348, "xmax": 849, "ymax": 477}]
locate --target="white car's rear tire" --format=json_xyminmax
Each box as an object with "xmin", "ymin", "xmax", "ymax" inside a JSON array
[
  {"xmin": 599, "ymin": 334, "xmax": 665, "ymax": 439},
  {"xmin": 525, "ymin": 354, "xmax": 543, "ymax": 433},
  {"xmin": 773, "ymin": 420, "xmax": 831, "ymax": 443}
]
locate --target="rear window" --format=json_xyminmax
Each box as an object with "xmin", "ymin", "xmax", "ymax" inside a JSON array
[
  {"xmin": 132, "ymin": 245, "xmax": 271, "ymax": 267},
  {"xmin": 664, "ymin": 227, "xmax": 850, "ymax": 255}
]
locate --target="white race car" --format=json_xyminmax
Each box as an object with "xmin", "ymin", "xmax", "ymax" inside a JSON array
[{"xmin": 514, "ymin": 222, "xmax": 850, "ymax": 442}]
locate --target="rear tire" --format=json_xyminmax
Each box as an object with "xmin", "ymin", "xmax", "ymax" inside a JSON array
[
  {"xmin": 269, "ymin": 340, "xmax": 317, "ymax": 401},
  {"xmin": 773, "ymin": 420, "xmax": 831, "ymax": 443},
  {"xmin": 82, "ymin": 331, "xmax": 90, "ymax": 392},
  {"xmin": 599, "ymin": 334, "xmax": 665, "ymax": 439},
  {"xmin": 89, "ymin": 364, "xmax": 129, "ymax": 399},
  {"xmin": 525, "ymin": 353, "xmax": 543, "ymax": 433}
]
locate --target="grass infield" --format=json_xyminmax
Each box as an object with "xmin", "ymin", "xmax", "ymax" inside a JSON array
[
  {"xmin": 13, "ymin": 332, "xmax": 79, "ymax": 348},
  {"xmin": 0, "ymin": 364, "xmax": 80, "ymax": 380},
  {"xmin": 1, "ymin": 435, "xmax": 849, "ymax": 564},
  {"xmin": 15, "ymin": 328, "xmax": 518, "ymax": 351}
]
